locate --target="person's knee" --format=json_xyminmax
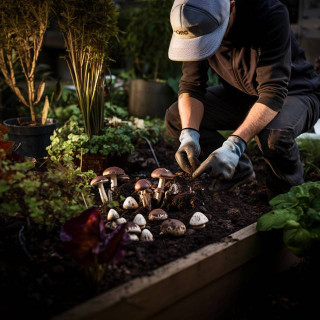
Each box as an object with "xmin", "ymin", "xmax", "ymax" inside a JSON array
[
  {"xmin": 164, "ymin": 101, "xmax": 181, "ymax": 139},
  {"xmin": 255, "ymin": 128, "xmax": 295, "ymax": 157}
]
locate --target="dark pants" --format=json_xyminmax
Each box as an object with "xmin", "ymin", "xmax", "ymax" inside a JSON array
[{"xmin": 165, "ymin": 85, "xmax": 320, "ymax": 193}]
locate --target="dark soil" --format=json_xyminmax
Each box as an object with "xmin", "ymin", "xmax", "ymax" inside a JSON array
[{"xmin": 0, "ymin": 139, "xmax": 318, "ymax": 319}]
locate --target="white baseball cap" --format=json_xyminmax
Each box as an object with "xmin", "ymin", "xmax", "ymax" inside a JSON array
[{"xmin": 168, "ymin": 0, "xmax": 230, "ymax": 61}]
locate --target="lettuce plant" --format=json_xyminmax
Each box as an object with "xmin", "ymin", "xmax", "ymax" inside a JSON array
[
  {"xmin": 257, "ymin": 182, "xmax": 320, "ymax": 256},
  {"xmin": 61, "ymin": 207, "xmax": 129, "ymax": 266}
]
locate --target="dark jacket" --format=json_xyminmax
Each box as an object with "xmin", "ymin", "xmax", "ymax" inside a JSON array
[{"xmin": 179, "ymin": 0, "xmax": 320, "ymax": 111}]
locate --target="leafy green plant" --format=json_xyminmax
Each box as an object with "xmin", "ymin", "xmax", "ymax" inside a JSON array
[
  {"xmin": 257, "ymin": 181, "xmax": 320, "ymax": 256},
  {"xmin": 122, "ymin": 0, "xmax": 174, "ymax": 80},
  {"xmin": 297, "ymin": 137, "xmax": 320, "ymax": 176},
  {"xmin": 46, "ymin": 83, "xmax": 81, "ymax": 125},
  {"xmin": 47, "ymin": 111, "xmax": 164, "ymax": 165},
  {"xmin": 0, "ymin": 150, "xmax": 95, "ymax": 228},
  {"xmin": 0, "ymin": 0, "xmax": 51, "ymax": 124},
  {"xmin": 54, "ymin": 0, "xmax": 118, "ymax": 138}
]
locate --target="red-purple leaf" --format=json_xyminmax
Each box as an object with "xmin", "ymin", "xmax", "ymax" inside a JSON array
[
  {"xmin": 98, "ymin": 223, "xmax": 130, "ymax": 265},
  {"xmin": 0, "ymin": 123, "xmax": 9, "ymax": 135},
  {"xmin": 60, "ymin": 207, "xmax": 106, "ymax": 265},
  {"xmin": 0, "ymin": 140, "xmax": 14, "ymax": 154},
  {"xmin": 60, "ymin": 208, "xmax": 130, "ymax": 267}
]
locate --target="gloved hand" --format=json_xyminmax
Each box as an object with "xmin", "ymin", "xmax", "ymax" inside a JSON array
[
  {"xmin": 192, "ymin": 135, "xmax": 247, "ymax": 180},
  {"xmin": 175, "ymin": 128, "xmax": 201, "ymax": 174}
]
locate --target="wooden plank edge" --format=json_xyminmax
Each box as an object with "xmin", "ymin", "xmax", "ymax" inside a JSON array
[{"xmin": 54, "ymin": 223, "xmax": 270, "ymax": 320}]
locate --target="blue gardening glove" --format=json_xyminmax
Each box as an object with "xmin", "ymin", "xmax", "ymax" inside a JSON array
[
  {"xmin": 175, "ymin": 128, "xmax": 201, "ymax": 174},
  {"xmin": 192, "ymin": 135, "xmax": 247, "ymax": 180}
]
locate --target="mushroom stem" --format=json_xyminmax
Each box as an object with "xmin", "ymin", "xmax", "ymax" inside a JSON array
[
  {"xmin": 110, "ymin": 174, "xmax": 118, "ymax": 190},
  {"xmin": 98, "ymin": 184, "xmax": 108, "ymax": 204},
  {"xmin": 144, "ymin": 191, "xmax": 152, "ymax": 209},
  {"xmin": 139, "ymin": 191, "xmax": 146, "ymax": 207},
  {"xmin": 157, "ymin": 177, "xmax": 166, "ymax": 189}
]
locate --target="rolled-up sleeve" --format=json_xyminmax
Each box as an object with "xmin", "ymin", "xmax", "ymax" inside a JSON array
[
  {"xmin": 256, "ymin": 5, "xmax": 291, "ymax": 111},
  {"xmin": 178, "ymin": 60, "xmax": 209, "ymax": 104}
]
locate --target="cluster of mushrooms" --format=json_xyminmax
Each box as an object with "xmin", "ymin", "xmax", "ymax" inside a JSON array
[{"xmin": 90, "ymin": 167, "xmax": 209, "ymax": 241}]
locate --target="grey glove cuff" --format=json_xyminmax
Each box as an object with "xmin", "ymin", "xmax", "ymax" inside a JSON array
[
  {"xmin": 223, "ymin": 135, "xmax": 247, "ymax": 157},
  {"xmin": 179, "ymin": 128, "xmax": 200, "ymax": 145}
]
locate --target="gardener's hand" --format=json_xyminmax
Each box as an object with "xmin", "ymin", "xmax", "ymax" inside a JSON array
[
  {"xmin": 192, "ymin": 135, "xmax": 246, "ymax": 179},
  {"xmin": 175, "ymin": 128, "xmax": 201, "ymax": 174}
]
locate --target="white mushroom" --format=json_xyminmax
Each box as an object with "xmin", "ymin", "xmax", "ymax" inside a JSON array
[
  {"xmin": 116, "ymin": 217, "xmax": 127, "ymax": 225},
  {"xmin": 107, "ymin": 208, "xmax": 120, "ymax": 221},
  {"xmin": 133, "ymin": 214, "xmax": 147, "ymax": 229},
  {"xmin": 160, "ymin": 219, "xmax": 186, "ymax": 236},
  {"xmin": 135, "ymin": 179, "xmax": 152, "ymax": 209},
  {"xmin": 189, "ymin": 212, "xmax": 209, "ymax": 229},
  {"xmin": 105, "ymin": 221, "xmax": 118, "ymax": 230},
  {"xmin": 123, "ymin": 196, "xmax": 139, "ymax": 210},
  {"xmin": 103, "ymin": 167, "xmax": 125, "ymax": 190},
  {"xmin": 140, "ymin": 229, "xmax": 154, "ymax": 242},
  {"xmin": 151, "ymin": 168, "xmax": 175, "ymax": 202},
  {"xmin": 126, "ymin": 222, "xmax": 141, "ymax": 234},
  {"xmin": 129, "ymin": 234, "xmax": 139, "ymax": 241},
  {"xmin": 90, "ymin": 176, "xmax": 109, "ymax": 204}
]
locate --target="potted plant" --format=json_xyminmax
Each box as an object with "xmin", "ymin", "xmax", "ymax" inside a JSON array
[
  {"xmin": 0, "ymin": 0, "xmax": 58, "ymax": 159},
  {"xmin": 53, "ymin": 0, "xmax": 118, "ymax": 139},
  {"xmin": 122, "ymin": 0, "xmax": 177, "ymax": 119}
]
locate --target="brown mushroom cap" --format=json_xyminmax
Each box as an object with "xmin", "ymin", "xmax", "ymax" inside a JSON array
[
  {"xmin": 90, "ymin": 175, "xmax": 109, "ymax": 186},
  {"xmin": 118, "ymin": 174, "xmax": 130, "ymax": 181},
  {"xmin": 135, "ymin": 179, "xmax": 152, "ymax": 192},
  {"xmin": 103, "ymin": 167, "xmax": 125, "ymax": 177},
  {"xmin": 148, "ymin": 208, "xmax": 168, "ymax": 221},
  {"xmin": 151, "ymin": 168, "xmax": 175, "ymax": 179},
  {"xmin": 160, "ymin": 219, "xmax": 186, "ymax": 236}
]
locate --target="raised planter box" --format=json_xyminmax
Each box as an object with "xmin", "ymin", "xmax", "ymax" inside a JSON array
[{"xmin": 55, "ymin": 223, "xmax": 298, "ymax": 320}]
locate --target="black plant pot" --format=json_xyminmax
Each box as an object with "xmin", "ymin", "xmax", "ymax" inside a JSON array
[
  {"xmin": 3, "ymin": 117, "xmax": 58, "ymax": 159},
  {"xmin": 128, "ymin": 79, "xmax": 175, "ymax": 119}
]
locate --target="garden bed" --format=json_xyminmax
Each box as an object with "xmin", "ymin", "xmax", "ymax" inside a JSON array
[
  {"xmin": 0, "ymin": 139, "xmax": 314, "ymax": 319},
  {"xmin": 55, "ymin": 223, "xmax": 297, "ymax": 320}
]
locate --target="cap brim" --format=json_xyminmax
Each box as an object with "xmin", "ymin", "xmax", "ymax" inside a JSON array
[{"xmin": 168, "ymin": 16, "xmax": 229, "ymax": 62}]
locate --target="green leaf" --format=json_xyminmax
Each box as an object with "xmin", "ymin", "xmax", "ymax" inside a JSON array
[
  {"xmin": 0, "ymin": 180, "xmax": 10, "ymax": 194},
  {"xmin": 257, "ymin": 210, "xmax": 299, "ymax": 231},
  {"xmin": 283, "ymin": 225, "xmax": 312, "ymax": 256}
]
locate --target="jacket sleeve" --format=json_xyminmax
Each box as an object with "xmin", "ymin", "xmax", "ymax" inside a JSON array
[
  {"xmin": 178, "ymin": 60, "xmax": 209, "ymax": 103},
  {"xmin": 256, "ymin": 4, "xmax": 291, "ymax": 111}
]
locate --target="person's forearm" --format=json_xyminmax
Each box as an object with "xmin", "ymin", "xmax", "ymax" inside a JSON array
[
  {"xmin": 178, "ymin": 94, "xmax": 204, "ymax": 130},
  {"xmin": 233, "ymin": 102, "xmax": 278, "ymax": 142}
]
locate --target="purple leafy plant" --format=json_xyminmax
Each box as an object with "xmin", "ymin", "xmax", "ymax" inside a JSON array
[{"xmin": 60, "ymin": 207, "xmax": 130, "ymax": 267}]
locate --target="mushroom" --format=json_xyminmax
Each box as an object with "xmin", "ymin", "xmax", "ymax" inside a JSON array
[
  {"xmin": 90, "ymin": 176, "xmax": 109, "ymax": 204},
  {"xmin": 123, "ymin": 196, "xmax": 139, "ymax": 210},
  {"xmin": 129, "ymin": 234, "xmax": 139, "ymax": 241},
  {"xmin": 160, "ymin": 219, "xmax": 186, "ymax": 236},
  {"xmin": 103, "ymin": 167, "xmax": 125, "ymax": 190},
  {"xmin": 162, "ymin": 183, "xmax": 180, "ymax": 204},
  {"xmin": 126, "ymin": 222, "xmax": 141, "ymax": 234},
  {"xmin": 107, "ymin": 208, "xmax": 120, "ymax": 221},
  {"xmin": 151, "ymin": 168, "xmax": 175, "ymax": 202},
  {"xmin": 135, "ymin": 179, "xmax": 152, "ymax": 209},
  {"xmin": 140, "ymin": 229, "xmax": 154, "ymax": 242},
  {"xmin": 118, "ymin": 174, "xmax": 130, "ymax": 182},
  {"xmin": 116, "ymin": 217, "xmax": 127, "ymax": 225},
  {"xmin": 105, "ymin": 221, "xmax": 118, "ymax": 230},
  {"xmin": 189, "ymin": 212, "xmax": 209, "ymax": 229},
  {"xmin": 133, "ymin": 214, "xmax": 147, "ymax": 229},
  {"xmin": 148, "ymin": 208, "xmax": 168, "ymax": 221}
]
